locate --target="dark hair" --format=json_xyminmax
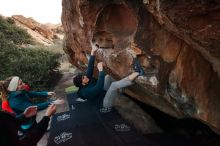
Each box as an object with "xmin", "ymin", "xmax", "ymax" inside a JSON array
[
  {"xmin": 0, "ymin": 77, "xmax": 15, "ymax": 98},
  {"xmin": 4, "ymin": 76, "xmax": 14, "ymax": 89},
  {"xmin": 0, "ymin": 81, "xmax": 7, "ymax": 93},
  {"xmin": 73, "ymin": 74, "xmax": 83, "ymax": 87},
  {"xmin": 0, "ymin": 112, "xmax": 22, "ymax": 146}
]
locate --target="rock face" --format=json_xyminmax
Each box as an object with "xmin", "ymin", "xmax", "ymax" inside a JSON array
[
  {"xmin": 62, "ymin": 0, "xmax": 220, "ymax": 133},
  {"xmin": 12, "ymin": 15, "xmax": 64, "ymax": 46}
]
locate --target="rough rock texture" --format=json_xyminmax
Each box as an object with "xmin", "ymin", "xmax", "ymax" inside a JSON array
[
  {"xmin": 12, "ymin": 15, "xmax": 64, "ymax": 46},
  {"xmin": 62, "ymin": 0, "xmax": 220, "ymax": 133}
]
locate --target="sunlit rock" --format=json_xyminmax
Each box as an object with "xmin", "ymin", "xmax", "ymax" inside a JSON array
[{"xmin": 12, "ymin": 15, "xmax": 64, "ymax": 46}]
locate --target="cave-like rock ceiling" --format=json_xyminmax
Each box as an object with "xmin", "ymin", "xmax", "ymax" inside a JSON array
[{"xmin": 62, "ymin": 0, "xmax": 220, "ymax": 133}]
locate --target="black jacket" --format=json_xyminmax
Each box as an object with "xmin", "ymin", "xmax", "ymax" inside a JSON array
[{"xmin": 0, "ymin": 111, "xmax": 50, "ymax": 146}]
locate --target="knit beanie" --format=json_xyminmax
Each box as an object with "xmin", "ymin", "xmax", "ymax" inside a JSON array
[
  {"xmin": 7, "ymin": 76, "xmax": 19, "ymax": 92},
  {"xmin": 73, "ymin": 74, "xmax": 83, "ymax": 87}
]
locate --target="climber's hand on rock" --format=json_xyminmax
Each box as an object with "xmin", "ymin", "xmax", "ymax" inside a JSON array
[
  {"xmin": 90, "ymin": 41, "xmax": 99, "ymax": 55},
  {"xmin": 97, "ymin": 62, "xmax": 103, "ymax": 71}
]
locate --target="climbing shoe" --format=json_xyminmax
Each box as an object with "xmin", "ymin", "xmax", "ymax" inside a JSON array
[
  {"xmin": 139, "ymin": 67, "xmax": 145, "ymax": 76},
  {"xmin": 133, "ymin": 58, "xmax": 139, "ymax": 72},
  {"xmin": 133, "ymin": 58, "xmax": 145, "ymax": 76}
]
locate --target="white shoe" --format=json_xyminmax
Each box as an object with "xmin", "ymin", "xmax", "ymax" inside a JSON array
[{"xmin": 76, "ymin": 98, "xmax": 87, "ymax": 102}]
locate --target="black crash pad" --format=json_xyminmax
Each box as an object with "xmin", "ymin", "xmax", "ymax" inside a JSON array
[{"xmin": 47, "ymin": 93, "xmax": 150, "ymax": 146}]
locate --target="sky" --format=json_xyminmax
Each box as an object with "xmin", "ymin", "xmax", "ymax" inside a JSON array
[{"xmin": 0, "ymin": 0, "xmax": 62, "ymax": 24}]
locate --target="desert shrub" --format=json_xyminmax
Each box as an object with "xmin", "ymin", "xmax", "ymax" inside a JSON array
[
  {"xmin": 0, "ymin": 16, "xmax": 61, "ymax": 90},
  {"xmin": 0, "ymin": 45, "xmax": 61, "ymax": 90},
  {"xmin": 0, "ymin": 16, "xmax": 33, "ymax": 45},
  {"xmin": 6, "ymin": 17, "xmax": 15, "ymax": 24}
]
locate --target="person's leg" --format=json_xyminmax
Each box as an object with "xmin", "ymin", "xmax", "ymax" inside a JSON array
[
  {"xmin": 103, "ymin": 72, "xmax": 139, "ymax": 108},
  {"xmin": 21, "ymin": 117, "xmax": 50, "ymax": 146},
  {"xmin": 104, "ymin": 75, "xmax": 115, "ymax": 91},
  {"xmin": 21, "ymin": 116, "xmax": 37, "ymax": 132}
]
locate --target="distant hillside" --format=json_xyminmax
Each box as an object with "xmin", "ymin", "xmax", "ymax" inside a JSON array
[{"xmin": 11, "ymin": 15, "xmax": 64, "ymax": 46}]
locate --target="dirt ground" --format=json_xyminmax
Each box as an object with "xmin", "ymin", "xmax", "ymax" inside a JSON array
[{"xmin": 37, "ymin": 63, "xmax": 78, "ymax": 146}]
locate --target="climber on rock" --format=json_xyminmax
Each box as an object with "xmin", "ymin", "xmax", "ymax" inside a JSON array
[{"xmin": 73, "ymin": 42, "xmax": 145, "ymax": 109}]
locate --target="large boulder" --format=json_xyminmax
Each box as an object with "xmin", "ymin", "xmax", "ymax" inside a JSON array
[{"xmin": 61, "ymin": 0, "xmax": 220, "ymax": 133}]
